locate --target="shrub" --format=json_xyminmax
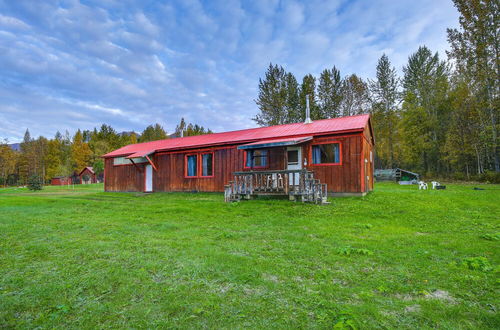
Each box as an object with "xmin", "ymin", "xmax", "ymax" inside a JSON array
[
  {"xmin": 27, "ymin": 174, "xmax": 43, "ymax": 191},
  {"xmin": 480, "ymin": 233, "xmax": 500, "ymax": 241},
  {"xmin": 337, "ymin": 247, "xmax": 373, "ymax": 256},
  {"xmin": 461, "ymin": 257, "xmax": 492, "ymax": 272},
  {"xmin": 481, "ymin": 171, "xmax": 500, "ymax": 184},
  {"xmin": 452, "ymin": 172, "xmax": 466, "ymax": 181},
  {"xmin": 353, "ymin": 223, "xmax": 373, "ymax": 229}
]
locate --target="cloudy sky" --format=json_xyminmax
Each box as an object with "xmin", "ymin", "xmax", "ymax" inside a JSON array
[{"xmin": 0, "ymin": 0, "xmax": 459, "ymax": 142}]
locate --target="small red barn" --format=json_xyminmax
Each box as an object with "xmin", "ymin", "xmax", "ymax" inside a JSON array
[
  {"xmin": 51, "ymin": 176, "xmax": 72, "ymax": 185},
  {"xmin": 79, "ymin": 167, "xmax": 97, "ymax": 184},
  {"xmin": 102, "ymin": 114, "xmax": 375, "ymax": 197}
]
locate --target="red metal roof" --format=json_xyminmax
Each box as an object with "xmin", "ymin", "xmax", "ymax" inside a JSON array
[{"xmin": 103, "ymin": 114, "xmax": 370, "ymax": 158}]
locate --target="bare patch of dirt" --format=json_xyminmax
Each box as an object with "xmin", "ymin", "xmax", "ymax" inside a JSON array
[
  {"xmin": 404, "ymin": 304, "xmax": 421, "ymax": 313},
  {"xmin": 394, "ymin": 293, "xmax": 414, "ymax": 301},
  {"xmin": 332, "ymin": 278, "xmax": 349, "ymax": 286},
  {"xmin": 425, "ymin": 290, "xmax": 456, "ymax": 304},
  {"xmin": 262, "ymin": 273, "xmax": 280, "ymax": 283},
  {"xmin": 242, "ymin": 286, "xmax": 264, "ymax": 296}
]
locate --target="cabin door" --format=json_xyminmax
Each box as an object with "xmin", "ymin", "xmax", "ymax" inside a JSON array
[
  {"xmin": 287, "ymin": 146, "xmax": 302, "ymax": 185},
  {"xmin": 145, "ymin": 164, "xmax": 153, "ymax": 192}
]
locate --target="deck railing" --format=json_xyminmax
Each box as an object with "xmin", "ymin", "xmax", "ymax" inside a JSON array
[{"xmin": 224, "ymin": 169, "xmax": 328, "ymax": 204}]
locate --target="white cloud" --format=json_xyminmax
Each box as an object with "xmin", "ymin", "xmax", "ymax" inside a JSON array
[
  {"xmin": 0, "ymin": 14, "xmax": 30, "ymax": 30},
  {"xmin": 0, "ymin": 0, "xmax": 460, "ymax": 142}
]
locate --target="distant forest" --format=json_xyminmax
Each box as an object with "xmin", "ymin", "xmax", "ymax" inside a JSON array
[
  {"xmin": 0, "ymin": 118, "xmax": 211, "ymax": 186},
  {"xmin": 253, "ymin": 0, "xmax": 498, "ymax": 181}
]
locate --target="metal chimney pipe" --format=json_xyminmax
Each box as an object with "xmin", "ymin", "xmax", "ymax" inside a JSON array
[{"xmin": 304, "ymin": 94, "xmax": 312, "ymax": 124}]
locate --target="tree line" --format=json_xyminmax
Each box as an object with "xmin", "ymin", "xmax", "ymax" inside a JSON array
[
  {"xmin": 253, "ymin": 0, "xmax": 498, "ymax": 180},
  {"xmin": 0, "ymin": 118, "xmax": 211, "ymax": 186}
]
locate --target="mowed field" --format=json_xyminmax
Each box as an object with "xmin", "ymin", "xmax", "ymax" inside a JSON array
[{"xmin": 0, "ymin": 183, "xmax": 498, "ymax": 329}]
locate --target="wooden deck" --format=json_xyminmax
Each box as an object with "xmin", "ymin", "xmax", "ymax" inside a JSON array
[{"xmin": 224, "ymin": 169, "xmax": 329, "ymax": 204}]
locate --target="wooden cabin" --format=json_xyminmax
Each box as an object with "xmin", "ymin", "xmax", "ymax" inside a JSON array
[
  {"xmin": 78, "ymin": 167, "xmax": 97, "ymax": 184},
  {"xmin": 51, "ymin": 176, "xmax": 72, "ymax": 185},
  {"xmin": 103, "ymin": 114, "xmax": 375, "ymax": 199}
]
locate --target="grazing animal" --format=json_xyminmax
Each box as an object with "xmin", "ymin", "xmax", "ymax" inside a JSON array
[
  {"xmin": 418, "ymin": 181, "xmax": 428, "ymax": 190},
  {"xmin": 431, "ymin": 181, "xmax": 440, "ymax": 189}
]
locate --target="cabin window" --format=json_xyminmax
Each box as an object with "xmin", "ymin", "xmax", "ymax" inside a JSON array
[
  {"xmin": 201, "ymin": 153, "xmax": 213, "ymax": 177},
  {"xmin": 287, "ymin": 149, "xmax": 299, "ymax": 165},
  {"xmin": 186, "ymin": 154, "xmax": 198, "ymax": 177},
  {"xmin": 113, "ymin": 156, "xmax": 147, "ymax": 165},
  {"xmin": 185, "ymin": 152, "xmax": 215, "ymax": 178},
  {"xmin": 245, "ymin": 149, "xmax": 268, "ymax": 168},
  {"xmin": 312, "ymin": 143, "xmax": 341, "ymax": 165}
]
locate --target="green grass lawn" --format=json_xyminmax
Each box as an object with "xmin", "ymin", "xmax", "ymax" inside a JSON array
[{"xmin": 0, "ymin": 183, "xmax": 498, "ymax": 328}]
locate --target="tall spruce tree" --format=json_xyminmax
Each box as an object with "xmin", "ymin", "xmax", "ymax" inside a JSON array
[
  {"xmin": 317, "ymin": 66, "xmax": 343, "ymax": 118},
  {"xmin": 340, "ymin": 74, "xmax": 370, "ymax": 116},
  {"xmin": 18, "ymin": 129, "xmax": 33, "ymax": 183},
  {"xmin": 299, "ymin": 74, "xmax": 320, "ymax": 120},
  {"xmin": 284, "ymin": 72, "xmax": 301, "ymax": 123},
  {"xmin": 369, "ymin": 54, "xmax": 400, "ymax": 168},
  {"xmin": 254, "ymin": 64, "xmax": 288, "ymax": 126}
]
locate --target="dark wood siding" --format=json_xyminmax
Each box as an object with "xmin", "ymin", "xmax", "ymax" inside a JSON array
[
  {"xmin": 152, "ymin": 147, "xmax": 285, "ymax": 192},
  {"xmin": 362, "ymin": 124, "xmax": 374, "ymax": 191},
  {"xmin": 104, "ymin": 158, "xmax": 145, "ymax": 192},
  {"xmin": 104, "ymin": 131, "xmax": 374, "ymax": 194},
  {"xmin": 303, "ymin": 133, "xmax": 362, "ymax": 193}
]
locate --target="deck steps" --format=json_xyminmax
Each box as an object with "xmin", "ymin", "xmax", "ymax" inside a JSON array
[{"xmin": 224, "ymin": 169, "xmax": 329, "ymax": 204}]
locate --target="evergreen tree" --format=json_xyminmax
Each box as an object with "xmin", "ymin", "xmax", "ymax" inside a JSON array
[
  {"xmin": 299, "ymin": 74, "xmax": 320, "ymax": 120},
  {"xmin": 175, "ymin": 118, "xmax": 212, "ymax": 137},
  {"xmin": 369, "ymin": 54, "xmax": 400, "ymax": 168},
  {"xmin": 284, "ymin": 73, "xmax": 301, "ymax": 123},
  {"xmin": 18, "ymin": 129, "xmax": 33, "ymax": 184},
  {"xmin": 140, "ymin": 124, "xmax": 167, "ymax": 142},
  {"xmin": 27, "ymin": 174, "xmax": 43, "ymax": 191},
  {"xmin": 175, "ymin": 118, "xmax": 187, "ymax": 136},
  {"xmin": 340, "ymin": 74, "xmax": 370, "ymax": 116},
  {"xmin": 95, "ymin": 124, "xmax": 122, "ymax": 150},
  {"xmin": 254, "ymin": 63, "xmax": 288, "ymax": 126},
  {"xmin": 317, "ymin": 66, "xmax": 343, "ymax": 118}
]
